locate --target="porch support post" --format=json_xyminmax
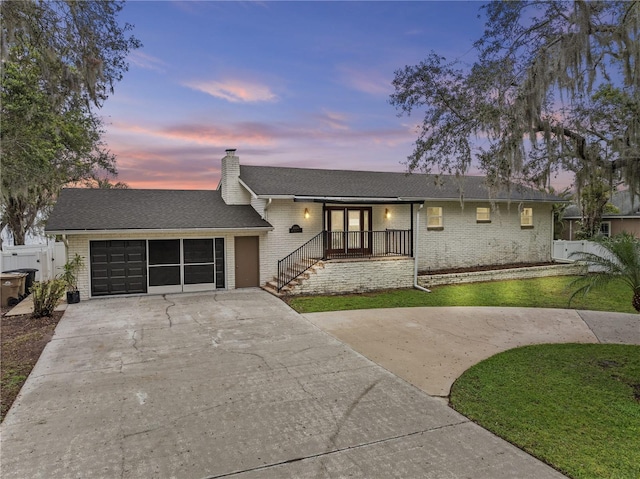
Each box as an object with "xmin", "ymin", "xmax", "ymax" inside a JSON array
[
  {"xmin": 322, "ymin": 202, "xmax": 327, "ymax": 259},
  {"xmin": 410, "ymin": 203, "xmax": 414, "ymax": 257}
]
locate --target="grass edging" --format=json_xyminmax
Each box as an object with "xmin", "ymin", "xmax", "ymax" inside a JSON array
[
  {"xmin": 288, "ymin": 276, "xmax": 634, "ymax": 314},
  {"xmin": 449, "ymin": 343, "xmax": 640, "ymax": 479}
]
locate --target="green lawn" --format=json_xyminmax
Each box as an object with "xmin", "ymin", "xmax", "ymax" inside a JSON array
[
  {"xmin": 288, "ymin": 276, "xmax": 635, "ymax": 314},
  {"xmin": 450, "ymin": 344, "xmax": 640, "ymax": 479}
]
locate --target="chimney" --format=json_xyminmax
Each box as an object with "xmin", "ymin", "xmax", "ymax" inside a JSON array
[{"xmin": 220, "ymin": 149, "xmax": 248, "ymax": 205}]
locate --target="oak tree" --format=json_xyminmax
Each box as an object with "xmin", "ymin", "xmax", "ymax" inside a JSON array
[
  {"xmin": 391, "ymin": 1, "xmax": 639, "ymax": 235},
  {"xmin": 1, "ymin": 0, "xmax": 140, "ymax": 244}
]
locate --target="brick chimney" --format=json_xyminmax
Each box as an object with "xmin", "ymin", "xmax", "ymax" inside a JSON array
[{"xmin": 220, "ymin": 149, "xmax": 249, "ymax": 205}]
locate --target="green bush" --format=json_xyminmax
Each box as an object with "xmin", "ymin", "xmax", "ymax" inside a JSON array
[{"xmin": 31, "ymin": 279, "xmax": 66, "ymax": 318}]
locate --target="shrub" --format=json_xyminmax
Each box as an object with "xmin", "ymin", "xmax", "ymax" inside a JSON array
[{"xmin": 31, "ymin": 279, "xmax": 66, "ymax": 318}]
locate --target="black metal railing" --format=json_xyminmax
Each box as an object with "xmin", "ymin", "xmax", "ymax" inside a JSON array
[
  {"xmin": 277, "ymin": 231, "xmax": 325, "ymax": 291},
  {"xmin": 277, "ymin": 230, "xmax": 412, "ymax": 291},
  {"xmin": 324, "ymin": 230, "xmax": 412, "ymax": 259}
]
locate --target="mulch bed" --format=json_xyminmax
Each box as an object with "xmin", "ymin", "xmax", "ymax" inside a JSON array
[
  {"xmin": 1, "ymin": 309, "xmax": 64, "ymax": 421},
  {"xmin": 420, "ymin": 262, "xmax": 558, "ymax": 276}
]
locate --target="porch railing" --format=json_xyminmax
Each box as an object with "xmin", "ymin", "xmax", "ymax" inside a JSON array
[
  {"xmin": 277, "ymin": 231, "xmax": 325, "ymax": 291},
  {"xmin": 277, "ymin": 230, "xmax": 411, "ymax": 291}
]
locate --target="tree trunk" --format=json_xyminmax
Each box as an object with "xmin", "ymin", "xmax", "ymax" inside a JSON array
[{"xmin": 632, "ymin": 290, "xmax": 640, "ymax": 313}]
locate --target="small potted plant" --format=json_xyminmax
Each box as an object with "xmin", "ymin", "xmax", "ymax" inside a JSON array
[{"xmin": 61, "ymin": 254, "xmax": 84, "ymax": 304}]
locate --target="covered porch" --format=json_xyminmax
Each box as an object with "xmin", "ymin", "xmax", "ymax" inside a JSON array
[{"xmin": 276, "ymin": 201, "xmax": 419, "ymax": 292}]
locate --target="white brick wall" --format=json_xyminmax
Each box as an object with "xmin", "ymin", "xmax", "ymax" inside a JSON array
[
  {"xmin": 416, "ymin": 202, "xmax": 553, "ymax": 272},
  {"xmin": 290, "ymin": 257, "xmax": 414, "ymax": 295},
  {"xmin": 220, "ymin": 153, "xmax": 251, "ymax": 205},
  {"xmin": 259, "ymin": 199, "xmax": 323, "ymax": 284}
]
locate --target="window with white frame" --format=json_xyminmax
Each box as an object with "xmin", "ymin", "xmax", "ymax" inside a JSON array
[
  {"xmin": 600, "ymin": 221, "xmax": 611, "ymax": 237},
  {"xmin": 520, "ymin": 207, "xmax": 533, "ymax": 227},
  {"xmin": 427, "ymin": 206, "xmax": 443, "ymax": 229},
  {"xmin": 476, "ymin": 207, "xmax": 491, "ymax": 223}
]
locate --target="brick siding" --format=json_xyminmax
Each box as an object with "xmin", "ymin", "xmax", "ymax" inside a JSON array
[
  {"xmin": 289, "ymin": 257, "xmax": 414, "ymax": 295},
  {"xmin": 418, "ymin": 263, "xmax": 582, "ymax": 288}
]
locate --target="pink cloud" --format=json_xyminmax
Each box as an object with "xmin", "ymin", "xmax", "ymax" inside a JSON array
[
  {"xmin": 103, "ymin": 116, "xmax": 417, "ymax": 190},
  {"xmin": 338, "ymin": 66, "xmax": 393, "ymax": 96},
  {"xmin": 184, "ymin": 79, "xmax": 278, "ymax": 103},
  {"xmin": 128, "ymin": 51, "xmax": 167, "ymax": 73}
]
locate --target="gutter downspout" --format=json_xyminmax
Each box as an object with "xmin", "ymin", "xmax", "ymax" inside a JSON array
[
  {"xmin": 413, "ymin": 204, "xmax": 431, "ymax": 293},
  {"xmin": 262, "ymin": 198, "xmax": 272, "ymax": 220}
]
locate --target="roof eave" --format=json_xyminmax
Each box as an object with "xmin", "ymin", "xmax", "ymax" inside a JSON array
[{"xmin": 45, "ymin": 226, "xmax": 274, "ymax": 235}]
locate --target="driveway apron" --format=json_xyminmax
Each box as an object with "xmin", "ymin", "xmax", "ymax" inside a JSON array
[
  {"xmin": 1, "ymin": 290, "xmax": 564, "ymax": 478},
  {"xmin": 304, "ymin": 306, "xmax": 608, "ymax": 397}
]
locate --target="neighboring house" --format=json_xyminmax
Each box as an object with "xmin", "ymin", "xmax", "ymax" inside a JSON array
[
  {"xmin": 45, "ymin": 149, "xmax": 561, "ymax": 299},
  {"xmin": 559, "ymin": 190, "xmax": 640, "ymax": 240}
]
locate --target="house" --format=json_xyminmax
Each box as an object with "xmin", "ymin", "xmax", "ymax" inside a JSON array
[
  {"xmin": 45, "ymin": 149, "xmax": 561, "ymax": 299},
  {"xmin": 559, "ymin": 190, "xmax": 640, "ymax": 240}
]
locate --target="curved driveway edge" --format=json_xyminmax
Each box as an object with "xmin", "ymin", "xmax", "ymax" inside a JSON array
[
  {"xmin": 1, "ymin": 292, "xmax": 567, "ymax": 478},
  {"xmin": 303, "ymin": 307, "xmax": 639, "ymax": 397}
]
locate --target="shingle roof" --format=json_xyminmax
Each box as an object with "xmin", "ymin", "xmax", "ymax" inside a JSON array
[
  {"xmin": 239, "ymin": 165, "xmax": 558, "ymax": 202},
  {"xmin": 564, "ymin": 190, "xmax": 640, "ymax": 218},
  {"xmin": 45, "ymin": 188, "xmax": 272, "ymax": 233}
]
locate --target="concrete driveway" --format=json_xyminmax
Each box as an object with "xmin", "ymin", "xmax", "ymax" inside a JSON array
[
  {"xmin": 0, "ymin": 290, "xmax": 566, "ymax": 478},
  {"xmin": 304, "ymin": 307, "xmax": 640, "ymax": 397}
]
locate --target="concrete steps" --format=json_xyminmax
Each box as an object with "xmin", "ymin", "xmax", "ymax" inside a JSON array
[{"xmin": 262, "ymin": 260, "xmax": 325, "ymax": 297}]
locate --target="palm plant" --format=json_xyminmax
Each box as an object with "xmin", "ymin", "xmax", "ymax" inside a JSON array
[{"xmin": 569, "ymin": 233, "xmax": 640, "ymax": 312}]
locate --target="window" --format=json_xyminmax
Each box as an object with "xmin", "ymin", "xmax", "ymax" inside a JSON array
[
  {"xmin": 600, "ymin": 221, "xmax": 611, "ymax": 237},
  {"xmin": 476, "ymin": 207, "xmax": 491, "ymax": 223},
  {"xmin": 427, "ymin": 207, "xmax": 443, "ymax": 229},
  {"xmin": 520, "ymin": 207, "xmax": 533, "ymax": 228}
]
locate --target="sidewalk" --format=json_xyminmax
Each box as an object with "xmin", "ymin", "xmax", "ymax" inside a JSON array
[{"xmin": 4, "ymin": 293, "xmax": 67, "ymax": 317}]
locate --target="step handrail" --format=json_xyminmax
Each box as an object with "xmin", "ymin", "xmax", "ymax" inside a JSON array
[{"xmin": 277, "ymin": 231, "xmax": 326, "ymax": 291}]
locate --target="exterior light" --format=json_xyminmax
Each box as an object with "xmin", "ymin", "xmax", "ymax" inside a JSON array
[
  {"xmin": 385, "ymin": 208, "xmax": 391, "ymax": 219},
  {"xmin": 304, "ymin": 208, "xmax": 310, "ymax": 219}
]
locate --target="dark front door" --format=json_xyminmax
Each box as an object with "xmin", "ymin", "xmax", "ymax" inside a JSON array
[
  {"xmin": 234, "ymin": 236, "xmax": 259, "ymax": 288},
  {"xmin": 90, "ymin": 240, "xmax": 147, "ymax": 296},
  {"xmin": 326, "ymin": 207, "xmax": 372, "ymax": 257}
]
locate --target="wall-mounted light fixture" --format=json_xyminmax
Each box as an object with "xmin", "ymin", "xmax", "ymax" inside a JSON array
[
  {"xmin": 385, "ymin": 208, "xmax": 391, "ymax": 219},
  {"xmin": 304, "ymin": 208, "xmax": 310, "ymax": 219}
]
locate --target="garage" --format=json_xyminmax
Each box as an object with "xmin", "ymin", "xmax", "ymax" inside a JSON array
[
  {"xmin": 90, "ymin": 240, "xmax": 147, "ymax": 296},
  {"xmin": 90, "ymin": 238, "xmax": 226, "ymax": 297},
  {"xmin": 45, "ymin": 188, "xmax": 272, "ymax": 299}
]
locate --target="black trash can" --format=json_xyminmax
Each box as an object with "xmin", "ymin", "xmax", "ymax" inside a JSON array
[{"xmin": 2, "ymin": 268, "xmax": 38, "ymax": 295}]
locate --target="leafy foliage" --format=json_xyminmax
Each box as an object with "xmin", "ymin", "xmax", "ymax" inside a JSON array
[
  {"xmin": 570, "ymin": 232, "xmax": 640, "ymax": 311},
  {"xmin": 390, "ymin": 1, "xmax": 639, "ymax": 205},
  {"xmin": 31, "ymin": 279, "xmax": 66, "ymax": 318},
  {"xmin": 0, "ymin": 0, "xmax": 140, "ymax": 244},
  {"xmin": 60, "ymin": 254, "xmax": 84, "ymax": 292}
]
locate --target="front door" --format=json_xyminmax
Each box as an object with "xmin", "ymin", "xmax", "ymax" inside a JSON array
[
  {"xmin": 326, "ymin": 207, "xmax": 371, "ymax": 257},
  {"xmin": 235, "ymin": 236, "xmax": 259, "ymax": 288}
]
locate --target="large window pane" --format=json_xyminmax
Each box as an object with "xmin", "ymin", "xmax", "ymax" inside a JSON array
[
  {"xmin": 184, "ymin": 264, "xmax": 214, "ymax": 284},
  {"xmin": 149, "ymin": 240, "xmax": 180, "ymax": 265},
  {"xmin": 149, "ymin": 266, "xmax": 180, "ymax": 286},
  {"xmin": 184, "ymin": 239, "xmax": 214, "ymax": 264}
]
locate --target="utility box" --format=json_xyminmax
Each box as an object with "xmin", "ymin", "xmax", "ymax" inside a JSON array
[{"xmin": 1, "ymin": 273, "xmax": 27, "ymax": 307}]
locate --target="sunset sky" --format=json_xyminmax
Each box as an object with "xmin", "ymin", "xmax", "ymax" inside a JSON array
[{"xmin": 101, "ymin": 1, "xmax": 488, "ymax": 190}]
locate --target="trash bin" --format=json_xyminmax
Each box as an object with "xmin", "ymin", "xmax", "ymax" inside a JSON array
[
  {"xmin": 1, "ymin": 273, "xmax": 27, "ymax": 307},
  {"xmin": 3, "ymin": 268, "xmax": 38, "ymax": 295}
]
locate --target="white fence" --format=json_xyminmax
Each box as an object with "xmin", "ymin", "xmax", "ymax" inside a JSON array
[
  {"xmin": 0, "ymin": 242, "xmax": 66, "ymax": 281},
  {"xmin": 552, "ymin": 240, "xmax": 609, "ymax": 261},
  {"xmin": 552, "ymin": 240, "xmax": 612, "ymax": 272}
]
